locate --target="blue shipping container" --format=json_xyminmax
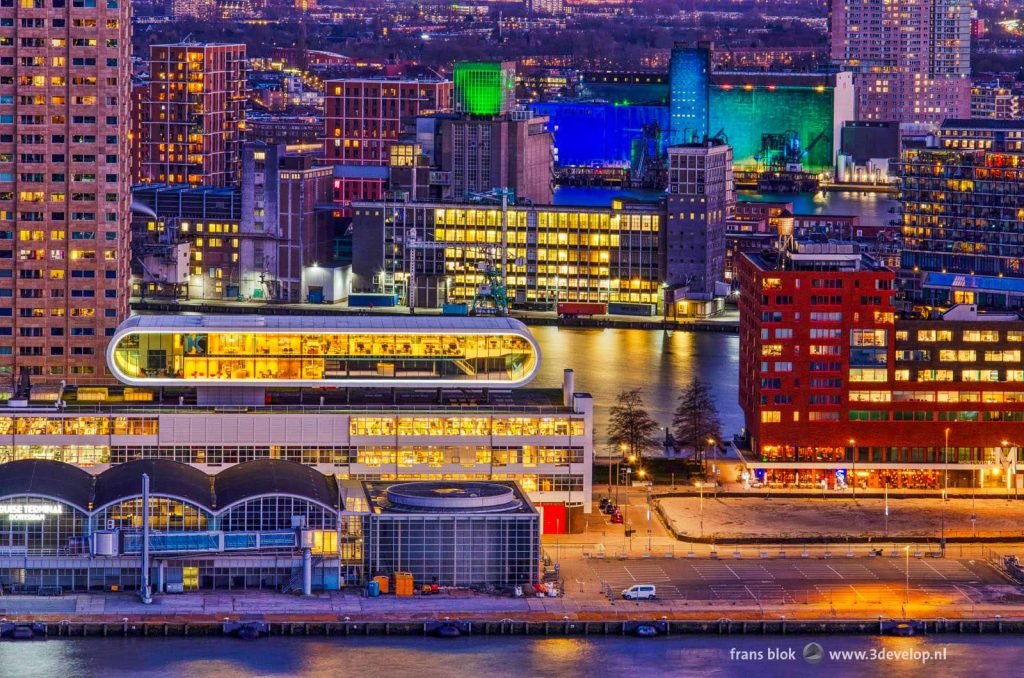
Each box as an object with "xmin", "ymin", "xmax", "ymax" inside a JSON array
[
  {"xmin": 608, "ymin": 302, "xmax": 655, "ymax": 317},
  {"xmin": 442, "ymin": 303, "xmax": 469, "ymax": 316}
]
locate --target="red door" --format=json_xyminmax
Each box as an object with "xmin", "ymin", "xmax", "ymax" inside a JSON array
[{"xmin": 541, "ymin": 504, "xmax": 567, "ymax": 534}]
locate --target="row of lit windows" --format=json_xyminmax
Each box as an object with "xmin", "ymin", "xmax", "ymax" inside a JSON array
[
  {"xmin": 349, "ymin": 417, "xmax": 585, "ymax": 438},
  {"xmin": 434, "ymin": 229, "xmax": 626, "ymax": 249},
  {"xmin": 0, "ymin": 417, "xmax": 157, "ymax": 436},
  {"xmin": 0, "ymin": 443, "xmax": 586, "ymax": 470},
  {"xmin": 431, "ymin": 209, "xmax": 659, "ymax": 232},
  {"xmin": 850, "ymin": 411, "xmax": 1024, "ymax": 423},
  {"xmin": 769, "ymin": 390, "xmax": 1024, "ymax": 407},
  {"xmin": 903, "ymin": 329, "xmax": 1023, "ymax": 342}
]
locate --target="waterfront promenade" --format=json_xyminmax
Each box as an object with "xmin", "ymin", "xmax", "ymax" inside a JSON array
[{"xmin": 0, "ymin": 554, "xmax": 1020, "ymax": 628}]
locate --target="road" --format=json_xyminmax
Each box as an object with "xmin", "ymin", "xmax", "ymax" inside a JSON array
[{"xmin": 564, "ymin": 556, "xmax": 1008, "ymax": 607}]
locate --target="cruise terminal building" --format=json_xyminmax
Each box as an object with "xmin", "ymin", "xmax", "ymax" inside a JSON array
[{"xmin": 0, "ymin": 315, "xmax": 587, "ymax": 592}]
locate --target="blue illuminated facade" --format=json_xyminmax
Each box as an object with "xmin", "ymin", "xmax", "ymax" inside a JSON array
[
  {"xmin": 529, "ymin": 102, "xmax": 669, "ymax": 166},
  {"xmin": 668, "ymin": 43, "xmax": 711, "ymax": 145}
]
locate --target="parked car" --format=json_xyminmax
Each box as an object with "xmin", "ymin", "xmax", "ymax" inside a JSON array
[
  {"xmin": 610, "ymin": 511, "xmax": 623, "ymax": 524},
  {"xmin": 622, "ymin": 584, "xmax": 657, "ymax": 600},
  {"xmin": 602, "ymin": 503, "xmax": 618, "ymax": 515},
  {"xmin": 599, "ymin": 497, "xmax": 611, "ymax": 510}
]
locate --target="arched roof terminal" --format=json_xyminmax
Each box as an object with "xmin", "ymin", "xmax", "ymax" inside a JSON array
[
  {"xmin": 0, "ymin": 459, "xmax": 94, "ymax": 512},
  {"xmin": 92, "ymin": 459, "xmax": 215, "ymax": 511},
  {"xmin": 0, "ymin": 459, "xmax": 340, "ymax": 516},
  {"xmin": 215, "ymin": 459, "xmax": 339, "ymax": 510}
]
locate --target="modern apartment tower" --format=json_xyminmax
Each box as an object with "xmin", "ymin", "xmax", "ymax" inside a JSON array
[
  {"xmin": 828, "ymin": 0, "xmax": 971, "ymax": 124},
  {"xmin": 141, "ymin": 43, "xmax": 247, "ymax": 187},
  {"xmin": 323, "ymin": 77, "xmax": 452, "ymax": 206},
  {"xmin": 894, "ymin": 119, "xmax": 1024, "ymax": 311},
  {"xmin": 0, "ymin": 0, "xmax": 133, "ymax": 385}
]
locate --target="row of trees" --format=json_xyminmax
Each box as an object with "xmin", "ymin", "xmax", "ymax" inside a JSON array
[{"xmin": 606, "ymin": 380, "xmax": 722, "ymax": 462}]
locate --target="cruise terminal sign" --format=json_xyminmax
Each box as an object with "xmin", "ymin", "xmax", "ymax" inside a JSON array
[{"xmin": 0, "ymin": 503, "xmax": 64, "ymax": 521}]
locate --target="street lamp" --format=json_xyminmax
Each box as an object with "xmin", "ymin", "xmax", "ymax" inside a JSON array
[
  {"xmin": 1002, "ymin": 440, "xmax": 1019, "ymax": 500},
  {"xmin": 557, "ymin": 462, "xmax": 572, "ymax": 535},
  {"xmin": 639, "ymin": 470, "xmax": 651, "ymax": 553},
  {"xmin": 903, "ymin": 545, "xmax": 911, "ymax": 605},
  {"xmin": 696, "ymin": 480, "xmax": 705, "ymax": 538},
  {"xmin": 849, "ymin": 438, "xmax": 856, "ymax": 499},
  {"xmin": 943, "ymin": 427, "xmax": 951, "ymax": 501}
]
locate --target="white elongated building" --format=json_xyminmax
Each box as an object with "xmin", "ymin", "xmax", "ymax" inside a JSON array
[{"xmin": 3, "ymin": 315, "xmax": 591, "ymax": 534}]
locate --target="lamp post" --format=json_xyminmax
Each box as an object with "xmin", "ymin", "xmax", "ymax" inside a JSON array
[
  {"xmin": 707, "ymin": 437, "xmax": 718, "ymax": 495},
  {"xmin": 849, "ymin": 438, "xmax": 856, "ymax": 499},
  {"xmin": 904, "ymin": 545, "xmax": 910, "ymax": 605},
  {"xmin": 639, "ymin": 469, "xmax": 651, "ymax": 553},
  {"xmin": 884, "ymin": 480, "xmax": 889, "ymax": 538},
  {"xmin": 943, "ymin": 427, "xmax": 951, "ymax": 501},
  {"xmin": 697, "ymin": 480, "xmax": 705, "ymax": 538},
  {"xmin": 1002, "ymin": 440, "xmax": 1019, "ymax": 501},
  {"xmin": 557, "ymin": 462, "xmax": 572, "ymax": 535}
]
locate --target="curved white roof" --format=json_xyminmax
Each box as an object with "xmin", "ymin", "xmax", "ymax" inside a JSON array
[{"xmin": 107, "ymin": 314, "xmax": 541, "ymax": 389}]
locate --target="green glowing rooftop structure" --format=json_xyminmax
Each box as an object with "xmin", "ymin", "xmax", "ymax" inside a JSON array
[{"xmin": 454, "ymin": 61, "xmax": 516, "ymax": 117}]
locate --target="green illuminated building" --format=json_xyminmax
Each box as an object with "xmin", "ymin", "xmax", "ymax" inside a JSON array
[
  {"xmin": 666, "ymin": 72, "xmax": 854, "ymax": 174},
  {"xmin": 454, "ymin": 61, "xmax": 516, "ymax": 117}
]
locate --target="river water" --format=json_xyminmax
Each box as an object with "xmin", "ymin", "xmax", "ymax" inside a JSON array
[
  {"xmin": 553, "ymin": 186, "xmax": 899, "ymax": 229},
  {"xmin": 2, "ymin": 635, "xmax": 1014, "ymax": 677},
  {"xmin": 537, "ymin": 187, "xmax": 898, "ymax": 446},
  {"xmin": 529, "ymin": 326, "xmax": 742, "ymax": 448}
]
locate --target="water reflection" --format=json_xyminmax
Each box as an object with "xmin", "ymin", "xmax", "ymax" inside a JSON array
[
  {"xmin": 529, "ymin": 327, "xmax": 742, "ymax": 447},
  {"xmin": 3, "ymin": 635, "xmax": 1016, "ymax": 678}
]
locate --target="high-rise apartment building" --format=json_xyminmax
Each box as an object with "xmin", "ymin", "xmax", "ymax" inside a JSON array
[
  {"xmin": 0, "ymin": 0, "xmax": 132, "ymax": 385},
  {"xmin": 323, "ymin": 78, "xmax": 452, "ymax": 206},
  {"xmin": 970, "ymin": 83, "xmax": 1022, "ymax": 120},
  {"xmin": 738, "ymin": 246, "xmax": 1022, "ymax": 490},
  {"xmin": 141, "ymin": 43, "xmax": 247, "ymax": 187},
  {"xmin": 829, "ymin": 0, "xmax": 971, "ymax": 124},
  {"xmin": 663, "ymin": 141, "xmax": 733, "ymax": 306},
  {"xmin": 895, "ymin": 119, "xmax": 1024, "ymax": 311},
  {"xmin": 129, "ymin": 81, "xmax": 146, "ymax": 184}
]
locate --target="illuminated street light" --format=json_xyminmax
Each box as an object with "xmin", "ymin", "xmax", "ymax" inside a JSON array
[{"xmin": 849, "ymin": 438, "xmax": 856, "ymax": 499}]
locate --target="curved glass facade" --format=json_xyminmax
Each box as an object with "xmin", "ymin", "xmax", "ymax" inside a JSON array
[
  {"xmin": 0, "ymin": 497, "xmax": 88, "ymax": 556},
  {"xmin": 109, "ymin": 331, "xmax": 538, "ymax": 386},
  {"xmin": 220, "ymin": 496, "xmax": 335, "ymax": 532},
  {"xmin": 93, "ymin": 497, "xmax": 210, "ymax": 532}
]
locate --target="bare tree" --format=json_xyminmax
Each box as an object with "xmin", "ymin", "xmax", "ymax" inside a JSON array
[
  {"xmin": 607, "ymin": 388, "xmax": 661, "ymax": 460},
  {"xmin": 672, "ymin": 378, "xmax": 722, "ymax": 466}
]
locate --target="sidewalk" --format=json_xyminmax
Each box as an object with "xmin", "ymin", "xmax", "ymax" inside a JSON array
[{"xmin": 3, "ymin": 589, "xmax": 1024, "ymax": 625}]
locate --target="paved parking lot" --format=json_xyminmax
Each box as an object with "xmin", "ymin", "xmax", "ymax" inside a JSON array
[{"xmin": 567, "ymin": 556, "xmax": 1005, "ymax": 604}]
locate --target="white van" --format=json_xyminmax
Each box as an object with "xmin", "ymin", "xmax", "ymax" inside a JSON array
[{"xmin": 622, "ymin": 584, "xmax": 657, "ymax": 600}]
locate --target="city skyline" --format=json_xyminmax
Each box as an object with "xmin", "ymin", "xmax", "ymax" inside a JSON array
[{"xmin": 0, "ymin": 1, "xmax": 1023, "ymax": 669}]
